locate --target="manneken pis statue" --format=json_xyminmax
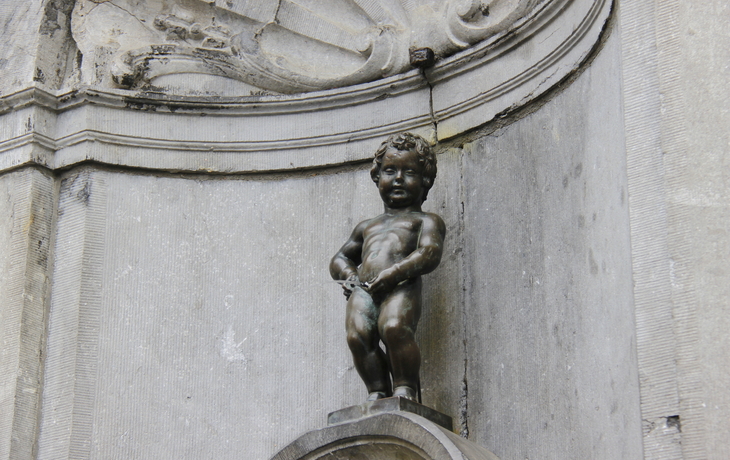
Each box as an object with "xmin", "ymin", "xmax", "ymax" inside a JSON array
[{"xmin": 330, "ymin": 132, "xmax": 446, "ymax": 402}]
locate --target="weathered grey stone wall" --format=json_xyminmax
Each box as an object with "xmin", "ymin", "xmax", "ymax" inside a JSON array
[
  {"xmin": 37, "ymin": 166, "xmax": 372, "ymax": 459},
  {"xmin": 449, "ymin": 22, "xmax": 642, "ymax": 459},
  {"xmin": 0, "ymin": 168, "xmax": 55, "ymax": 460},
  {"xmin": 681, "ymin": 3, "xmax": 730, "ymax": 456},
  {"xmin": 29, "ymin": 163, "xmax": 463, "ymax": 460},
  {"xmin": 621, "ymin": 0, "xmax": 730, "ymax": 458}
]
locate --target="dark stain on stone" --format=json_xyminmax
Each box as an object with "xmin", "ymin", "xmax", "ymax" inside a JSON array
[
  {"xmin": 666, "ymin": 415, "xmax": 681, "ymax": 432},
  {"xmin": 76, "ymin": 181, "xmax": 91, "ymax": 205},
  {"xmin": 40, "ymin": 0, "xmax": 74, "ymax": 36},
  {"xmin": 34, "ymin": 67, "xmax": 45, "ymax": 83},
  {"xmin": 610, "ymin": 401, "xmax": 618, "ymax": 415},
  {"xmin": 36, "ymin": 238, "xmax": 48, "ymax": 267},
  {"xmin": 151, "ymin": 44, "xmax": 176, "ymax": 55},
  {"xmin": 116, "ymin": 72, "xmax": 138, "ymax": 89},
  {"xmin": 578, "ymin": 214, "xmax": 585, "ymax": 228},
  {"xmin": 573, "ymin": 162, "xmax": 583, "ymax": 178},
  {"xmin": 552, "ymin": 324, "xmax": 563, "ymax": 348},
  {"xmin": 37, "ymin": 248, "xmax": 48, "ymax": 267},
  {"xmin": 40, "ymin": 5, "xmax": 60, "ymax": 36},
  {"xmin": 59, "ymin": 90, "xmax": 78, "ymax": 104},
  {"xmin": 124, "ymin": 99, "xmax": 159, "ymax": 111},
  {"xmin": 193, "ymin": 47, "xmax": 228, "ymax": 60}
]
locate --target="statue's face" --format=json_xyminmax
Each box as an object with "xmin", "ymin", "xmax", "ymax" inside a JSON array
[{"xmin": 377, "ymin": 148, "xmax": 424, "ymax": 208}]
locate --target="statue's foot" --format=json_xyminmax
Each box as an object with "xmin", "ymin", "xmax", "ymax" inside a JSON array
[
  {"xmin": 392, "ymin": 386, "xmax": 417, "ymax": 401},
  {"xmin": 366, "ymin": 391, "xmax": 387, "ymax": 402}
]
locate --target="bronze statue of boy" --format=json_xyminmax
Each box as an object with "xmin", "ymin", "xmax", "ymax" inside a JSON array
[{"xmin": 330, "ymin": 132, "xmax": 446, "ymax": 402}]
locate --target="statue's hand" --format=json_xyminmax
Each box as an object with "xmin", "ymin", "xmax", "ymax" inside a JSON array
[
  {"xmin": 366, "ymin": 268, "xmax": 398, "ymax": 297},
  {"xmin": 342, "ymin": 273, "xmax": 360, "ymax": 300}
]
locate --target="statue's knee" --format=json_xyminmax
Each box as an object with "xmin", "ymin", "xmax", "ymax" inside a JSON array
[
  {"xmin": 346, "ymin": 329, "xmax": 370, "ymax": 352},
  {"xmin": 380, "ymin": 319, "xmax": 412, "ymax": 345}
]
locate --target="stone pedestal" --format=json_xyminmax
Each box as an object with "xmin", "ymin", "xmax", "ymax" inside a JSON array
[
  {"xmin": 272, "ymin": 398, "xmax": 499, "ymax": 460},
  {"xmin": 328, "ymin": 397, "xmax": 454, "ymax": 431}
]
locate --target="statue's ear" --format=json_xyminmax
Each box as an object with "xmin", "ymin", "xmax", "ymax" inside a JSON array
[
  {"xmin": 422, "ymin": 177, "xmax": 432, "ymax": 188},
  {"xmin": 371, "ymin": 171, "xmax": 380, "ymax": 184}
]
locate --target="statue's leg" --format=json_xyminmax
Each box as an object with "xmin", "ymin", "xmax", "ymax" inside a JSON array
[
  {"xmin": 346, "ymin": 287, "xmax": 390, "ymax": 397},
  {"xmin": 377, "ymin": 279, "xmax": 422, "ymax": 397}
]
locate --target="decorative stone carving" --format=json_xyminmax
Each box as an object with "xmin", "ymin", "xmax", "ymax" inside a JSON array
[
  {"xmin": 0, "ymin": 0, "xmax": 612, "ymax": 175},
  {"xmin": 71, "ymin": 0, "xmax": 546, "ymax": 94}
]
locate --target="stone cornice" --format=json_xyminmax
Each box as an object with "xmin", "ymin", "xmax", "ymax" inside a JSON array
[{"xmin": 0, "ymin": 0, "xmax": 612, "ymax": 174}]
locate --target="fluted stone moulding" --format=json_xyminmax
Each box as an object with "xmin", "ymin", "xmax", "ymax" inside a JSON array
[{"xmin": 0, "ymin": 0, "xmax": 612, "ymax": 174}]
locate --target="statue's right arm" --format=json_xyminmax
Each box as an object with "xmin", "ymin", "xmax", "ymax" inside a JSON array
[{"xmin": 330, "ymin": 221, "xmax": 367, "ymax": 281}]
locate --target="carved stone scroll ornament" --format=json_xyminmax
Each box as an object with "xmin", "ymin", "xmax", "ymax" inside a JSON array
[{"xmin": 71, "ymin": 0, "xmax": 545, "ymax": 94}]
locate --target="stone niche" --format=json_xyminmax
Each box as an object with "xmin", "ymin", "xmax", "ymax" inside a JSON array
[{"xmin": 0, "ymin": 1, "xmax": 646, "ymax": 460}]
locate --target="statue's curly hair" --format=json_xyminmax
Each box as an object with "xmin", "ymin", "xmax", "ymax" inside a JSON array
[{"xmin": 370, "ymin": 132, "xmax": 437, "ymax": 202}]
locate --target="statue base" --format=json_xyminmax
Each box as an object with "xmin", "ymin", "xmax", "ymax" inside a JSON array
[
  {"xmin": 271, "ymin": 397, "xmax": 500, "ymax": 460},
  {"xmin": 327, "ymin": 396, "xmax": 453, "ymax": 431}
]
